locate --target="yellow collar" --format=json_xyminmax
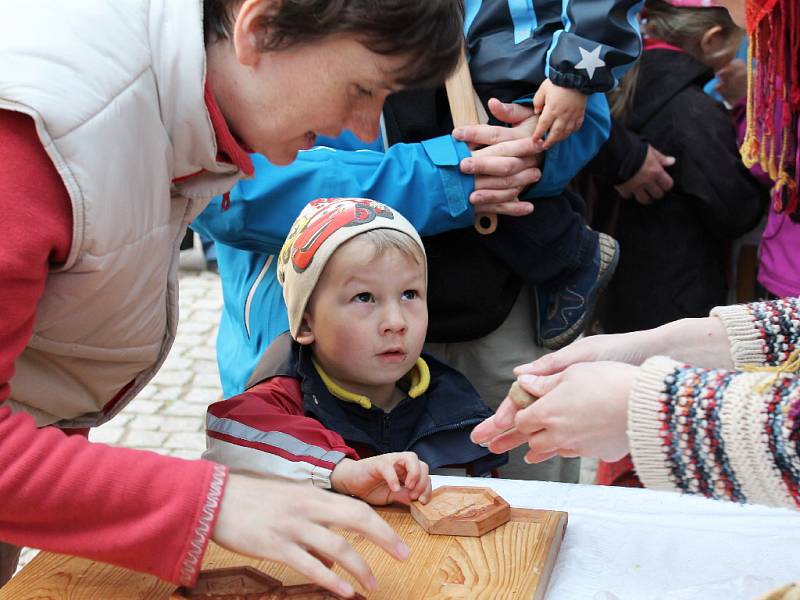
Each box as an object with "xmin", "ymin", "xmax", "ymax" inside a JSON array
[{"xmin": 311, "ymin": 357, "xmax": 430, "ymax": 410}]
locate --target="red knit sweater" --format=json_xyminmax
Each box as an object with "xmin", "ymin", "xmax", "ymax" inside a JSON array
[{"xmin": 0, "ymin": 103, "xmax": 245, "ymax": 585}]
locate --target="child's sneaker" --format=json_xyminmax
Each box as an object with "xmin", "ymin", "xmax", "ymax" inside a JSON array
[{"xmin": 534, "ymin": 232, "xmax": 619, "ymax": 350}]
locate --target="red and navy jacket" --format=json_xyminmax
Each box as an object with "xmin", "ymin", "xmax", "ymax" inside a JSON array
[{"xmin": 204, "ymin": 333, "xmax": 507, "ymax": 487}]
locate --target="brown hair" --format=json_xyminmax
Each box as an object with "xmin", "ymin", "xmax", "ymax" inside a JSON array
[
  {"xmin": 644, "ymin": 0, "xmax": 742, "ymax": 62},
  {"xmin": 204, "ymin": 0, "xmax": 465, "ymax": 88}
]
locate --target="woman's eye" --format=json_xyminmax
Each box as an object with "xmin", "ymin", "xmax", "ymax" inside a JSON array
[
  {"xmin": 353, "ymin": 292, "xmax": 374, "ymax": 303},
  {"xmin": 402, "ymin": 290, "xmax": 418, "ymax": 300},
  {"xmin": 355, "ymin": 85, "xmax": 374, "ymax": 98}
]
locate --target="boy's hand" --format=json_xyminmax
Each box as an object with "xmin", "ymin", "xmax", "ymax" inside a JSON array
[
  {"xmin": 331, "ymin": 453, "xmax": 432, "ymax": 506},
  {"xmin": 532, "ymin": 79, "xmax": 588, "ymax": 149}
]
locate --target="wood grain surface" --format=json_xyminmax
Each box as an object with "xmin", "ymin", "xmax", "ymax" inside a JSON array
[{"xmin": 1, "ymin": 507, "xmax": 566, "ymax": 600}]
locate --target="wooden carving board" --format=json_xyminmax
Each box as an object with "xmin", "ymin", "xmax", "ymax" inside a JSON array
[{"xmin": 0, "ymin": 506, "xmax": 566, "ymax": 600}]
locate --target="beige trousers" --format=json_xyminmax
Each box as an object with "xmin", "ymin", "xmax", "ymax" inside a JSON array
[
  {"xmin": 426, "ymin": 287, "xmax": 580, "ymax": 483},
  {"xmin": 0, "ymin": 542, "xmax": 21, "ymax": 587}
]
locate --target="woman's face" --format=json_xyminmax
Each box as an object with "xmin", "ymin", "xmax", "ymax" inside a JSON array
[
  {"xmin": 717, "ymin": 0, "xmax": 746, "ymax": 28},
  {"xmin": 209, "ymin": 34, "xmax": 404, "ymax": 166}
]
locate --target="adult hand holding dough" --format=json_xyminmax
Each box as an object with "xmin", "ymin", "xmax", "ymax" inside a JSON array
[{"xmin": 471, "ymin": 363, "xmax": 636, "ymax": 464}]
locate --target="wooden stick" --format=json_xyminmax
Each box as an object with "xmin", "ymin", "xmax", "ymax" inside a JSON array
[{"xmin": 445, "ymin": 49, "xmax": 498, "ymax": 235}]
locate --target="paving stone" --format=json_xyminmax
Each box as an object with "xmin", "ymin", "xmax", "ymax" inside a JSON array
[
  {"xmin": 164, "ymin": 432, "xmax": 206, "ymax": 451},
  {"xmin": 178, "ymin": 320, "xmax": 214, "ymax": 334},
  {"xmin": 163, "ymin": 401, "xmax": 201, "ymax": 417},
  {"xmin": 193, "ymin": 360, "xmax": 219, "ymax": 375},
  {"xmin": 106, "ymin": 413, "xmax": 132, "ymax": 427},
  {"xmin": 125, "ymin": 399, "xmax": 162, "ymax": 415},
  {"xmin": 124, "ymin": 430, "xmax": 168, "ymax": 448},
  {"xmin": 160, "ymin": 416, "xmax": 204, "ymax": 433},
  {"xmin": 192, "ymin": 297, "xmax": 223, "ymax": 310},
  {"xmin": 161, "ymin": 355, "xmax": 193, "ymax": 371},
  {"xmin": 128, "ymin": 415, "xmax": 164, "ymax": 431},
  {"xmin": 135, "ymin": 386, "xmax": 158, "ymax": 400},
  {"xmin": 192, "ymin": 372, "xmax": 223, "ymax": 388},
  {"xmin": 185, "ymin": 388, "xmax": 223, "ymax": 405},
  {"xmin": 186, "ymin": 346, "xmax": 217, "ymax": 361},
  {"xmin": 88, "ymin": 427, "xmax": 125, "ymax": 445},
  {"xmin": 150, "ymin": 369, "xmax": 192, "ymax": 387},
  {"xmin": 192, "ymin": 310, "xmax": 221, "ymax": 325},
  {"xmin": 170, "ymin": 449, "xmax": 204, "ymax": 460},
  {"xmin": 154, "ymin": 386, "xmax": 184, "ymax": 402},
  {"xmin": 174, "ymin": 335, "xmax": 209, "ymax": 348}
]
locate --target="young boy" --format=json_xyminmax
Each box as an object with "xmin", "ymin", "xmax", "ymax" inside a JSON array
[{"xmin": 204, "ymin": 198, "xmax": 506, "ymax": 504}]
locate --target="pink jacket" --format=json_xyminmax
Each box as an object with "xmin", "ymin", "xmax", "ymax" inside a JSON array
[{"xmin": 759, "ymin": 208, "xmax": 800, "ymax": 297}]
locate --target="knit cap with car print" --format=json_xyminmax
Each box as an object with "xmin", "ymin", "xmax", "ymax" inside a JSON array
[{"xmin": 277, "ymin": 198, "xmax": 425, "ymax": 339}]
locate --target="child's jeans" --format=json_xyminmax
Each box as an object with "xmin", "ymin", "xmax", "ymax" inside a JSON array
[{"xmin": 479, "ymin": 190, "xmax": 597, "ymax": 290}]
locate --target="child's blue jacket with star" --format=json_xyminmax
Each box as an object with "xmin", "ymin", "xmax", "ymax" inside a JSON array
[{"xmin": 465, "ymin": 0, "xmax": 643, "ymax": 101}]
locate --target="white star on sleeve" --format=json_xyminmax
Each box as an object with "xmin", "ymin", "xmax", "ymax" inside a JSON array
[{"xmin": 574, "ymin": 45, "xmax": 606, "ymax": 80}]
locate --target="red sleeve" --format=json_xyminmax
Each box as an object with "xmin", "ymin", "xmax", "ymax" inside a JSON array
[
  {"xmin": 206, "ymin": 378, "xmax": 359, "ymax": 483},
  {"xmin": 0, "ymin": 110, "xmax": 227, "ymax": 586},
  {"xmin": 0, "ymin": 109, "xmax": 72, "ymax": 404}
]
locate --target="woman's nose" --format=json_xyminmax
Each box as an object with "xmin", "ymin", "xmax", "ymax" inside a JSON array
[{"xmin": 347, "ymin": 106, "xmax": 382, "ymax": 142}]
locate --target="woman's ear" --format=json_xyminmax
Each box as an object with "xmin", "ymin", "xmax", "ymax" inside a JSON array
[
  {"xmin": 295, "ymin": 315, "xmax": 315, "ymax": 346},
  {"xmin": 700, "ymin": 24, "xmax": 724, "ymax": 57},
  {"xmin": 231, "ymin": 0, "xmax": 281, "ymax": 67}
]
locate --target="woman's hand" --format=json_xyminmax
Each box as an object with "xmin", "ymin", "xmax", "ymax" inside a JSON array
[
  {"xmin": 214, "ymin": 474, "xmax": 410, "ymax": 598},
  {"xmin": 454, "ymin": 99, "xmax": 543, "ymax": 217},
  {"xmin": 471, "ymin": 362, "xmax": 637, "ymax": 463}
]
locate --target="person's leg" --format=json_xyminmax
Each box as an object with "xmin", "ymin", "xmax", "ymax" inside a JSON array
[
  {"xmin": 479, "ymin": 192, "xmax": 619, "ymax": 350},
  {"xmin": 480, "ymin": 195, "xmax": 594, "ymax": 284},
  {"xmin": 0, "ymin": 542, "xmax": 21, "ymax": 586},
  {"xmin": 426, "ymin": 287, "xmax": 580, "ymax": 482}
]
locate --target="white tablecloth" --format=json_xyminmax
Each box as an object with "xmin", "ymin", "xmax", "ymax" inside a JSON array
[{"xmin": 430, "ymin": 475, "xmax": 800, "ymax": 600}]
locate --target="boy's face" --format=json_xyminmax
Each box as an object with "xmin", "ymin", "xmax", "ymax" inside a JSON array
[{"xmin": 299, "ymin": 237, "xmax": 428, "ymax": 399}]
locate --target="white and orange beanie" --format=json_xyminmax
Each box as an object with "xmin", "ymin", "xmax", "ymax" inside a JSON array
[{"xmin": 277, "ymin": 198, "xmax": 425, "ymax": 339}]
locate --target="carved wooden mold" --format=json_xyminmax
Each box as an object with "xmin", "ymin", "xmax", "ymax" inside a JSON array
[
  {"xmin": 410, "ymin": 486, "xmax": 511, "ymax": 537},
  {"xmin": 174, "ymin": 566, "xmax": 365, "ymax": 600}
]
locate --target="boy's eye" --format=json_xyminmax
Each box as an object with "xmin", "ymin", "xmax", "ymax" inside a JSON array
[
  {"xmin": 353, "ymin": 292, "xmax": 374, "ymax": 303},
  {"xmin": 402, "ymin": 289, "xmax": 418, "ymax": 300}
]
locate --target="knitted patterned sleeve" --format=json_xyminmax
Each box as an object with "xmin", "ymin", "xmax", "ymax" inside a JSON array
[
  {"xmin": 711, "ymin": 297, "xmax": 800, "ymax": 368},
  {"xmin": 627, "ymin": 298, "xmax": 800, "ymax": 509}
]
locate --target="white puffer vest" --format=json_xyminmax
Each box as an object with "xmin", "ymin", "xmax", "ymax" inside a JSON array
[{"xmin": 0, "ymin": 0, "xmax": 245, "ymax": 427}]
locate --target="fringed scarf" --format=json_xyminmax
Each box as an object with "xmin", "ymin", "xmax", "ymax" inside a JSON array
[{"xmin": 741, "ymin": 0, "xmax": 800, "ymax": 218}]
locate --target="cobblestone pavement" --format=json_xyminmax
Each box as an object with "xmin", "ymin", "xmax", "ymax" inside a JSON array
[{"xmin": 17, "ymin": 248, "xmax": 596, "ymax": 572}]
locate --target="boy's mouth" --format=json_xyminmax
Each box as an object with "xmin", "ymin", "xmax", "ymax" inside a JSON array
[{"xmin": 377, "ymin": 349, "xmax": 407, "ymax": 363}]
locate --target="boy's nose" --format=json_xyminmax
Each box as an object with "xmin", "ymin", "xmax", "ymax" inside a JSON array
[{"xmin": 380, "ymin": 305, "xmax": 407, "ymax": 334}]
